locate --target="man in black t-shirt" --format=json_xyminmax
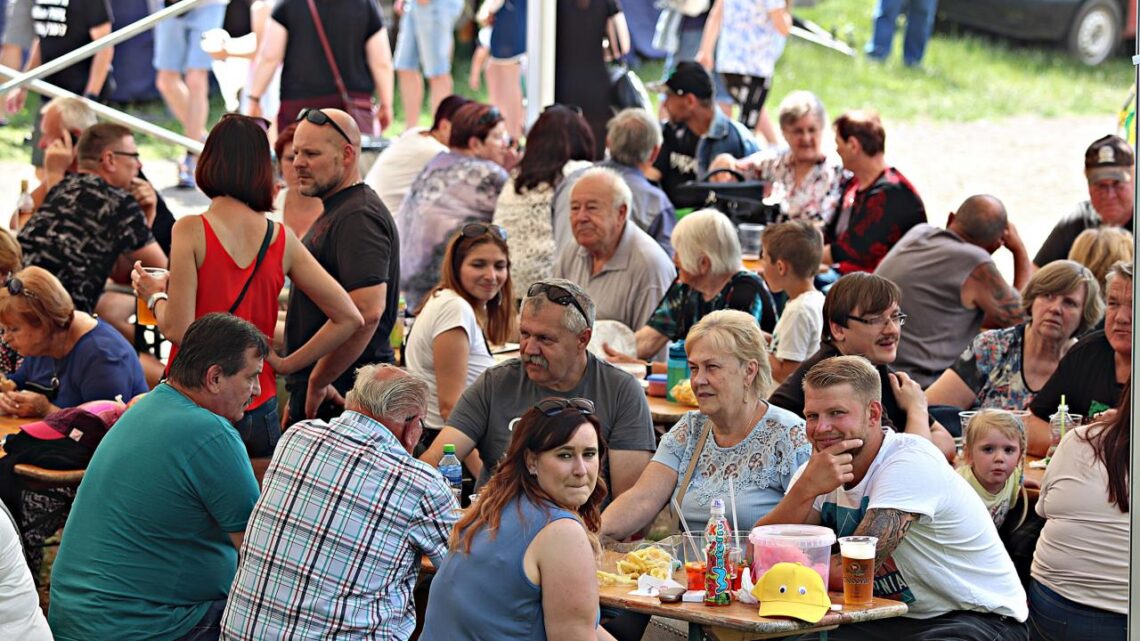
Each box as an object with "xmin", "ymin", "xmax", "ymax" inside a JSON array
[{"xmin": 284, "ymin": 109, "xmax": 400, "ymax": 425}]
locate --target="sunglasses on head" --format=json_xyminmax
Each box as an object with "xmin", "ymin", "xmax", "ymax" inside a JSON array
[
  {"xmin": 527, "ymin": 282, "xmax": 591, "ymax": 329},
  {"xmin": 477, "ymin": 106, "xmax": 503, "ymax": 127},
  {"xmin": 296, "ymin": 108, "xmax": 353, "ymax": 145},
  {"xmin": 5, "ymin": 277, "xmax": 37, "ymax": 302},
  {"xmin": 535, "ymin": 397, "xmax": 595, "ymax": 417},
  {"xmin": 461, "ymin": 222, "xmax": 508, "ymax": 241},
  {"xmin": 542, "ymin": 103, "xmax": 583, "ymax": 116},
  {"xmin": 222, "ymin": 112, "xmax": 271, "ymax": 132}
]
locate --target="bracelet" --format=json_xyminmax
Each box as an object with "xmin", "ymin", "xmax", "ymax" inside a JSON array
[
  {"xmin": 248, "ymin": 94, "xmax": 261, "ymax": 102},
  {"xmin": 147, "ymin": 292, "xmax": 168, "ymax": 313}
]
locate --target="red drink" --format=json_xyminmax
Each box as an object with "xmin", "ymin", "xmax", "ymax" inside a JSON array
[{"xmin": 684, "ymin": 561, "xmax": 706, "ymax": 590}]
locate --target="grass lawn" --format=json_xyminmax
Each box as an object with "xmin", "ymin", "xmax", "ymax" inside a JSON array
[{"xmin": 0, "ymin": 0, "xmax": 1132, "ymax": 161}]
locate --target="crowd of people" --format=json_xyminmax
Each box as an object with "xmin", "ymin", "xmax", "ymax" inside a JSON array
[{"xmin": 0, "ymin": 1, "xmax": 1133, "ymax": 641}]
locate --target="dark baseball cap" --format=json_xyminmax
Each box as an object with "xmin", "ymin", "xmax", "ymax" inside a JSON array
[
  {"xmin": 647, "ymin": 61, "xmax": 714, "ymax": 100},
  {"xmin": 1085, "ymin": 135, "xmax": 1134, "ymax": 183}
]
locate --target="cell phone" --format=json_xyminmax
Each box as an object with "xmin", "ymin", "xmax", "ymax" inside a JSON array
[{"xmin": 657, "ymin": 587, "xmax": 685, "ymax": 603}]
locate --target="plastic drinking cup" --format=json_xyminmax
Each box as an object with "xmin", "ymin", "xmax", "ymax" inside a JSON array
[
  {"xmin": 838, "ymin": 536, "xmax": 878, "ymax": 607},
  {"xmin": 135, "ymin": 268, "xmax": 168, "ymax": 326}
]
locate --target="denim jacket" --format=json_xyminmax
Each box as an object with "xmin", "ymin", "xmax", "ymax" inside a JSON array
[{"xmin": 696, "ymin": 109, "xmax": 761, "ymax": 176}]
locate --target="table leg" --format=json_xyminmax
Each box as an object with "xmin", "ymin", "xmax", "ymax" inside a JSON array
[{"xmin": 690, "ymin": 623, "xmax": 704, "ymax": 641}]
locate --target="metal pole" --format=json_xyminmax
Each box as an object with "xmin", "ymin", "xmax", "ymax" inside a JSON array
[
  {"xmin": 0, "ymin": 0, "xmax": 208, "ymax": 94},
  {"xmin": 525, "ymin": 0, "xmax": 556, "ymax": 130},
  {"xmin": 1130, "ymin": 0, "xmax": 1139, "ymax": 635},
  {"xmin": 0, "ymin": 65, "xmax": 204, "ymax": 154}
]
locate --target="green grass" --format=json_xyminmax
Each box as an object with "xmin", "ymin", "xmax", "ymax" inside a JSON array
[{"xmin": 0, "ymin": 0, "xmax": 1131, "ymax": 162}]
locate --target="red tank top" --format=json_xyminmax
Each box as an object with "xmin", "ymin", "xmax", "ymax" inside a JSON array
[{"xmin": 169, "ymin": 216, "xmax": 286, "ymax": 408}]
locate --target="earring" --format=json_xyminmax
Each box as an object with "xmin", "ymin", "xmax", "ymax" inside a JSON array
[{"xmin": 528, "ymin": 468, "xmax": 537, "ymax": 476}]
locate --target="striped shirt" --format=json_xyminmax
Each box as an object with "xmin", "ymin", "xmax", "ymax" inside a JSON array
[{"xmin": 220, "ymin": 411, "xmax": 457, "ymax": 640}]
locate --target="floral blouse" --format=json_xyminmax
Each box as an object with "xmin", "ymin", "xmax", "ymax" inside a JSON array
[
  {"xmin": 949, "ymin": 323, "xmax": 1035, "ymax": 410},
  {"xmin": 741, "ymin": 149, "xmax": 847, "ymax": 224},
  {"xmin": 652, "ymin": 404, "xmax": 812, "ymax": 534}
]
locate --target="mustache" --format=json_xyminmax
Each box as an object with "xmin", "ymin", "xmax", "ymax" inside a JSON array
[{"xmin": 524, "ymin": 355, "xmax": 548, "ymax": 369}]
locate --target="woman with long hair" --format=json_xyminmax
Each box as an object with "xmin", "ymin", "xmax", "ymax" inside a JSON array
[
  {"xmin": 132, "ymin": 114, "xmax": 362, "ymax": 456},
  {"xmin": 493, "ymin": 104, "xmax": 595, "ymax": 295},
  {"xmin": 405, "ymin": 222, "xmax": 515, "ymax": 436},
  {"xmin": 420, "ymin": 398, "xmax": 617, "ymax": 641},
  {"xmin": 1029, "ymin": 385, "xmax": 1129, "ymax": 641}
]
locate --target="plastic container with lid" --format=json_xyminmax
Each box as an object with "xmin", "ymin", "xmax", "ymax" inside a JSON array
[
  {"xmin": 647, "ymin": 374, "xmax": 668, "ymax": 397},
  {"xmin": 749, "ymin": 524, "xmax": 836, "ymax": 587}
]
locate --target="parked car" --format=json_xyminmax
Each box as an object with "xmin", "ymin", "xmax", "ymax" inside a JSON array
[{"xmin": 937, "ymin": 0, "xmax": 1136, "ymax": 65}]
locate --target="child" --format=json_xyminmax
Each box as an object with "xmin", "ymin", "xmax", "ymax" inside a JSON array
[
  {"xmin": 761, "ymin": 221, "xmax": 824, "ymax": 383},
  {"xmin": 958, "ymin": 409, "xmax": 1026, "ymax": 529}
]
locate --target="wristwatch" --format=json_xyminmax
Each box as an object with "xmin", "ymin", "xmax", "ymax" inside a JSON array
[
  {"xmin": 147, "ymin": 292, "xmax": 168, "ymax": 313},
  {"xmin": 645, "ymin": 362, "xmax": 653, "ymax": 378}
]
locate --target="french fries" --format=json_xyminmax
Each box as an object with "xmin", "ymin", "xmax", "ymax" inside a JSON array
[
  {"xmin": 602, "ymin": 546, "xmax": 675, "ymax": 585},
  {"xmin": 596, "ymin": 570, "xmax": 637, "ymax": 586}
]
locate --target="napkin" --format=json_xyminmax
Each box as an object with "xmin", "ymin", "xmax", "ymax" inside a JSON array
[
  {"xmin": 627, "ymin": 574, "xmax": 685, "ymax": 596},
  {"xmin": 734, "ymin": 567, "xmax": 758, "ymax": 604}
]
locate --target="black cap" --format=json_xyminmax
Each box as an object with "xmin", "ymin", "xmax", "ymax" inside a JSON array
[
  {"xmin": 648, "ymin": 61, "xmax": 714, "ymax": 100},
  {"xmin": 1085, "ymin": 135, "xmax": 1134, "ymax": 183}
]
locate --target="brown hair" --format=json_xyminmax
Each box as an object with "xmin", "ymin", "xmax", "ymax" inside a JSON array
[
  {"xmin": 802, "ymin": 354, "xmax": 882, "ymax": 407},
  {"xmin": 1068, "ymin": 227, "xmax": 1133, "ymax": 295},
  {"xmin": 451, "ymin": 404, "xmax": 608, "ymax": 554},
  {"xmin": 1021, "ymin": 259, "xmax": 1103, "ymax": 337},
  {"xmin": 76, "ymin": 123, "xmax": 132, "ymax": 163},
  {"xmin": 762, "ymin": 221, "xmax": 822, "ymax": 279},
  {"xmin": 274, "ymin": 122, "xmax": 299, "ymax": 163},
  {"xmin": 822, "ymin": 273, "xmax": 901, "ymax": 343},
  {"xmin": 448, "ymin": 103, "xmax": 504, "ymax": 150},
  {"xmin": 0, "ymin": 266, "xmax": 75, "ymax": 333},
  {"xmin": 834, "ymin": 110, "xmax": 885, "ymax": 156},
  {"xmin": 196, "ymin": 115, "xmax": 276, "ymax": 212},
  {"xmin": 0, "ymin": 231, "xmax": 22, "ymax": 276},
  {"xmin": 1080, "ymin": 383, "xmax": 1130, "ymax": 512}
]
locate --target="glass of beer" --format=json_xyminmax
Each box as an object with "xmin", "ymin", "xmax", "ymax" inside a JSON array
[
  {"xmin": 135, "ymin": 268, "xmax": 168, "ymax": 326},
  {"xmin": 838, "ymin": 536, "xmax": 877, "ymax": 607}
]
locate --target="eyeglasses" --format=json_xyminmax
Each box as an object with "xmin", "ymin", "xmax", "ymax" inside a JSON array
[
  {"xmin": 527, "ymin": 282, "xmax": 591, "ymax": 329},
  {"xmin": 222, "ymin": 112, "xmax": 271, "ymax": 131},
  {"xmin": 477, "ymin": 106, "xmax": 503, "ymax": 127},
  {"xmin": 543, "ymin": 103, "xmax": 583, "ymax": 116},
  {"xmin": 535, "ymin": 397, "xmax": 595, "ymax": 417},
  {"xmin": 848, "ymin": 312, "xmax": 907, "ymax": 328},
  {"xmin": 461, "ymin": 222, "xmax": 508, "ymax": 240},
  {"xmin": 110, "ymin": 150, "xmax": 141, "ymax": 159},
  {"xmin": 296, "ymin": 108, "xmax": 353, "ymax": 145},
  {"xmin": 5, "ymin": 277, "xmax": 38, "ymax": 302}
]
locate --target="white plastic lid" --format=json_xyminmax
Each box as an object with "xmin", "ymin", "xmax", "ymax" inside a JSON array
[{"xmin": 749, "ymin": 524, "xmax": 836, "ymax": 548}]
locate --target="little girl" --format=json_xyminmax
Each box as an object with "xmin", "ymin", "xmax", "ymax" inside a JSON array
[{"xmin": 957, "ymin": 409, "xmax": 1026, "ymax": 529}]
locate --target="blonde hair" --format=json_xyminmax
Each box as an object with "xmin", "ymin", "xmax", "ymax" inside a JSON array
[
  {"xmin": 1068, "ymin": 227, "xmax": 1133, "ymax": 295},
  {"xmin": 685, "ymin": 309, "xmax": 772, "ymax": 399},
  {"xmin": 963, "ymin": 409, "xmax": 1026, "ymax": 462},
  {"xmin": 0, "ymin": 266, "xmax": 75, "ymax": 332},
  {"xmin": 802, "ymin": 355, "xmax": 881, "ymax": 407}
]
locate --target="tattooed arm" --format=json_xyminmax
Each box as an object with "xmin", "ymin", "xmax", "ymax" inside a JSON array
[
  {"xmin": 853, "ymin": 508, "xmax": 920, "ymax": 573},
  {"xmin": 962, "ymin": 261, "xmax": 1025, "ymax": 329}
]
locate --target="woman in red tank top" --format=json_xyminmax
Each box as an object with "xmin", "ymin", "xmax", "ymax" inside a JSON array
[{"xmin": 131, "ymin": 115, "xmax": 362, "ymax": 456}]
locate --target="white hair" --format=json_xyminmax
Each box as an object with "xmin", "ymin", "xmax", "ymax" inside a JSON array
[
  {"xmin": 571, "ymin": 166, "xmax": 632, "ymax": 216},
  {"xmin": 671, "ymin": 209, "xmax": 742, "ymax": 276},
  {"xmin": 42, "ymin": 96, "xmax": 97, "ymax": 132}
]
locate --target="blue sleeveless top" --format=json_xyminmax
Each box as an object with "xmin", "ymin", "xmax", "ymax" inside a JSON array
[{"xmin": 420, "ymin": 496, "xmax": 580, "ymax": 641}]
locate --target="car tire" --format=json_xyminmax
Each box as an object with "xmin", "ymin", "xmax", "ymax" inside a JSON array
[{"xmin": 1066, "ymin": 0, "xmax": 1122, "ymax": 65}]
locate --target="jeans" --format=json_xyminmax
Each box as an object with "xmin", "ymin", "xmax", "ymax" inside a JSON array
[
  {"xmin": 800, "ymin": 610, "xmax": 1028, "ymax": 641},
  {"xmin": 1028, "ymin": 579, "xmax": 1126, "ymax": 641},
  {"xmin": 171, "ymin": 598, "xmax": 226, "ymax": 641},
  {"xmin": 865, "ymin": 0, "xmax": 938, "ymax": 66},
  {"xmin": 233, "ymin": 398, "xmax": 280, "ymax": 458}
]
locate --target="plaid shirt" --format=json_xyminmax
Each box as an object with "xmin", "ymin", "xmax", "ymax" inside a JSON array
[{"xmin": 221, "ymin": 411, "xmax": 456, "ymax": 640}]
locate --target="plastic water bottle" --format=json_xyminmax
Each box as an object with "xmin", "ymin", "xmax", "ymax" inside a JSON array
[
  {"xmin": 389, "ymin": 296, "xmax": 407, "ymax": 351},
  {"xmin": 438, "ymin": 443, "xmax": 463, "ymax": 507},
  {"xmin": 666, "ymin": 341, "xmax": 690, "ymax": 402},
  {"xmin": 1046, "ymin": 395, "xmax": 1071, "ymax": 460},
  {"xmin": 704, "ymin": 498, "xmax": 731, "ymax": 606}
]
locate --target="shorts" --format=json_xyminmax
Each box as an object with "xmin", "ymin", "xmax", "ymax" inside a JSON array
[
  {"xmin": 152, "ymin": 3, "xmax": 227, "ymax": 72},
  {"xmin": 2, "ymin": 0, "xmax": 33, "ymax": 49},
  {"xmin": 489, "ymin": 0, "xmax": 526, "ymax": 61},
  {"xmin": 721, "ymin": 73, "xmax": 772, "ymax": 130},
  {"xmin": 233, "ymin": 397, "xmax": 281, "ymax": 458},
  {"xmin": 393, "ymin": 0, "xmax": 464, "ymax": 77}
]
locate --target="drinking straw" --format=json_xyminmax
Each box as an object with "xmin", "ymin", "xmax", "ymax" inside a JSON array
[
  {"xmin": 672, "ymin": 496, "xmax": 702, "ymax": 560},
  {"xmin": 728, "ymin": 478, "xmax": 740, "ymax": 537}
]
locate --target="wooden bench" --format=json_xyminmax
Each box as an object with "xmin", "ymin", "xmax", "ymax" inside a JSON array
[{"xmin": 13, "ymin": 464, "xmax": 85, "ymax": 489}]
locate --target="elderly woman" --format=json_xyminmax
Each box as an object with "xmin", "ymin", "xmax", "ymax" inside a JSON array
[
  {"xmin": 1067, "ymin": 226, "xmax": 1133, "ymax": 300},
  {"xmin": 606, "ymin": 209, "xmax": 777, "ymax": 365},
  {"xmin": 926, "ymin": 260, "xmax": 1103, "ymax": 412},
  {"xmin": 0, "ymin": 266, "xmax": 146, "ymax": 418},
  {"xmin": 709, "ymin": 90, "xmax": 847, "ymax": 223},
  {"xmin": 421, "ymin": 398, "xmax": 616, "ymax": 641},
  {"xmin": 397, "ymin": 102, "xmax": 512, "ymax": 307}
]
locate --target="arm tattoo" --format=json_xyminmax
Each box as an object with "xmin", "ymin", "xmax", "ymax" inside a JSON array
[
  {"xmin": 854, "ymin": 508, "xmax": 919, "ymax": 572},
  {"xmin": 969, "ymin": 262, "xmax": 1025, "ymax": 326}
]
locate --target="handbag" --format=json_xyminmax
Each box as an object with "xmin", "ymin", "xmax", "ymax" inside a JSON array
[
  {"xmin": 305, "ymin": 0, "xmax": 379, "ymax": 136},
  {"xmin": 606, "ymin": 14, "xmax": 651, "ymax": 113},
  {"xmin": 674, "ymin": 168, "xmax": 781, "ymax": 225},
  {"xmin": 229, "ymin": 220, "xmax": 275, "ymax": 314}
]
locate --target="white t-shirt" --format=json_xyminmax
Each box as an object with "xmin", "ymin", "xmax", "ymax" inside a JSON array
[
  {"xmin": 405, "ymin": 289, "xmax": 496, "ymax": 430},
  {"xmin": 1032, "ymin": 424, "xmax": 1129, "ymax": 614},
  {"xmin": 0, "ymin": 505, "xmax": 52, "ymax": 641},
  {"xmin": 363, "ymin": 127, "xmax": 447, "ymax": 214},
  {"xmin": 769, "ymin": 290, "xmax": 824, "ymax": 362},
  {"xmin": 793, "ymin": 429, "xmax": 1027, "ymax": 621}
]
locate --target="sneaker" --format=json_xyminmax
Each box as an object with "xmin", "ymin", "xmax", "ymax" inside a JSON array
[{"xmin": 176, "ymin": 153, "xmax": 197, "ymax": 190}]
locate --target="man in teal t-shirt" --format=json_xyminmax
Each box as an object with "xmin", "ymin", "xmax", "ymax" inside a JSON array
[{"xmin": 49, "ymin": 314, "xmax": 267, "ymax": 641}]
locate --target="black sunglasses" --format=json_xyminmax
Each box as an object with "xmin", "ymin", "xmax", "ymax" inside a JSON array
[
  {"xmin": 461, "ymin": 222, "xmax": 508, "ymax": 241},
  {"xmin": 296, "ymin": 108, "xmax": 353, "ymax": 145},
  {"xmin": 527, "ymin": 282, "xmax": 591, "ymax": 329},
  {"xmin": 222, "ymin": 112, "xmax": 271, "ymax": 131},
  {"xmin": 5, "ymin": 277, "xmax": 37, "ymax": 302},
  {"xmin": 535, "ymin": 397, "xmax": 595, "ymax": 417},
  {"xmin": 477, "ymin": 106, "xmax": 503, "ymax": 127},
  {"xmin": 543, "ymin": 103, "xmax": 583, "ymax": 116}
]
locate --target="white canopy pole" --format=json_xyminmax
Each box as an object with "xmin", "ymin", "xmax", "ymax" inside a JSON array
[
  {"xmin": 1129, "ymin": 11, "xmax": 1139, "ymax": 638},
  {"xmin": 524, "ymin": 0, "xmax": 555, "ymax": 130}
]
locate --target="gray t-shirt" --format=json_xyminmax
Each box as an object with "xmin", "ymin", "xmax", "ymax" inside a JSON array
[{"xmin": 448, "ymin": 353, "xmax": 657, "ymax": 489}]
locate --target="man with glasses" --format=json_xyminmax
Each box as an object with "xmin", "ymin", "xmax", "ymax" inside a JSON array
[
  {"xmin": 19, "ymin": 122, "xmax": 166, "ymax": 314},
  {"xmin": 770, "ymin": 273, "xmax": 956, "ymax": 459},
  {"xmin": 284, "ymin": 108, "xmax": 400, "ymax": 423},
  {"xmin": 421, "ymin": 278, "xmax": 656, "ymax": 500},
  {"xmin": 1034, "ymin": 135, "xmax": 1135, "ymax": 268},
  {"xmin": 875, "ymin": 194, "xmax": 1029, "ymax": 388}
]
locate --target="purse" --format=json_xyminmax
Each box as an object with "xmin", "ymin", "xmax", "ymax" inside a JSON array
[
  {"xmin": 606, "ymin": 14, "xmax": 651, "ymax": 113},
  {"xmin": 674, "ymin": 169, "xmax": 781, "ymax": 225},
  {"xmin": 305, "ymin": 0, "xmax": 379, "ymax": 136}
]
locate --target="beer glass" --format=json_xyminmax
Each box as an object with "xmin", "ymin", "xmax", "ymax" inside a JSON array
[{"xmin": 838, "ymin": 536, "xmax": 877, "ymax": 607}]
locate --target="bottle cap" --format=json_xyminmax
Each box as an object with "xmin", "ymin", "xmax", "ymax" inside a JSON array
[
  {"xmin": 442, "ymin": 443, "xmax": 456, "ymax": 454},
  {"xmin": 711, "ymin": 498, "xmax": 725, "ymax": 515}
]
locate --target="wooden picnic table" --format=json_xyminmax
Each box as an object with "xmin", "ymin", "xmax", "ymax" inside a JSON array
[
  {"xmin": 648, "ymin": 394, "xmax": 696, "ymax": 427},
  {"xmin": 0, "ymin": 414, "xmax": 32, "ymax": 439}
]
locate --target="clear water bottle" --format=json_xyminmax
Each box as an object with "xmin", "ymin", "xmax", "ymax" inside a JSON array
[
  {"xmin": 1046, "ymin": 395, "xmax": 1072, "ymax": 460},
  {"xmin": 666, "ymin": 341, "xmax": 690, "ymax": 402},
  {"xmin": 438, "ymin": 443, "xmax": 463, "ymax": 507},
  {"xmin": 14, "ymin": 179, "xmax": 33, "ymax": 232}
]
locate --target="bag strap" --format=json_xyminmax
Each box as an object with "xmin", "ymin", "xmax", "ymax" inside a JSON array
[
  {"xmin": 305, "ymin": 0, "xmax": 353, "ymax": 106},
  {"xmin": 670, "ymin": 417, "xmax": 714, "ymax": 532},
  {"xmin": 229, "ymin": 219, "xmax": 274, "ymax": 314}
]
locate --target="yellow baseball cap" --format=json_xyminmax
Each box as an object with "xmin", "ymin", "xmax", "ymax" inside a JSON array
[{"xmin": 754, "ymin": 562, "xmax": 832, "ymax": 623}]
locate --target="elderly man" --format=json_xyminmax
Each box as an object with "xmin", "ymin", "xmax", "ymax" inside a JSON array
[
  {"xmin": 552, "ymin": 107, "xmax": 676, "ymax": 254},
  {"xmin": 875, "ymin": 194, "xmax": 1030, "ymax": 387},
  {"xmin": 649, "ymin": 61, "xmax": 759, "ymax": 208},
  {"xmin": 822, "ymin": 110, "xmax": 926, "ymax": 276},
  {"xmin": 770, "ymin": 273, "xmax": 956, "ymax": 458},
  {"xmin": 49, "ymin": 313, "xmax": 266, "ymax": 641},
  {"xmin": 1035, "ymin": 135, "xmax": 1135, "ymax": 268},
  {"xmin": 285, "ymin": 108, "xmax": 401, "ymax": 423},
  {"xmin": 422, "ymin": 278, "xmax": 656, "ymax": 499},
  {"xmin": 222, "ymin": 365, "xmax": 454, "ymax": 640},
  {"xmin": 554, "ymin": 167, "xmax": 675, "ymax": 333},
  {"xmin": 1025, "ymin": 261, "xmax": 1132, "ymax": 456},
  {"xmin": 761, "ymin": 356, "xmax": 1029, "ymax": 640},
  {"xmin": 19, "ymin": 122, "xmax": 166, "ymax": 313}
]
